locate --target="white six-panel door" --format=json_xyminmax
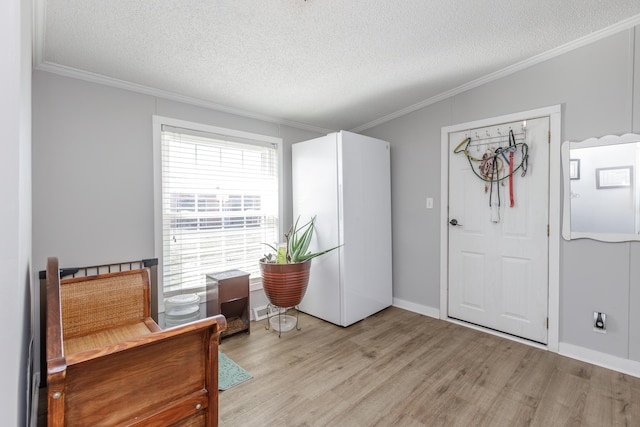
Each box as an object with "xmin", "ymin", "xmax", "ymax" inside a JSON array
[{"xmin": 447, "ymin": 116, "xmax": 550, "ymax": 344}]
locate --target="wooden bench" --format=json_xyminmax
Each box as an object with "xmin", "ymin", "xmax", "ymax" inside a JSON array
[{"xmin": 45, "ymin": 257, "xmax": 227, "ymax": 426}]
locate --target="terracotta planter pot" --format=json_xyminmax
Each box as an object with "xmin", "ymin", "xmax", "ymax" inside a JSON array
[{"xmin": 260, "ymin": 260, "xmax": 312, "ymax": 308}]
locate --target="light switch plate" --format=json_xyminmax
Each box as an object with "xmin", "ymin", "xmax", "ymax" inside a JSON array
[{"xmin": 426, "ymin": 197, "xmax": 434, "ymax": 209}]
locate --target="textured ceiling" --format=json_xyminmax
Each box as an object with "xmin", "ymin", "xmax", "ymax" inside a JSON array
[{"xmin": 36, "ymin": 1, "xmax": 640, "ymax": 132}]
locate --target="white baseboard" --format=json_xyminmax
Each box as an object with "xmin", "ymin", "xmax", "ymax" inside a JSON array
[
  {"xmin": 392, "ymin": 298, "xmax": 440, "ymax": 319},
  {"xmin": 559, "ymin": 342, "xmax": 640, "ymax": 379}
]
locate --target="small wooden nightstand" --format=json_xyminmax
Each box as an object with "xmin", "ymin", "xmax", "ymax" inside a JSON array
[{"xmin": 206, "ymin": 270, "xmax": 250, "ymax": 338}]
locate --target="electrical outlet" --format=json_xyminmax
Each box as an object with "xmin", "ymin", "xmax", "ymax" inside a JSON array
[{"xmin": 593, "ymin": 311, "xmax": 606, "ymax": 334}]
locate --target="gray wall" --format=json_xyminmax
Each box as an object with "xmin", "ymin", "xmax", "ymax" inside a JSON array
[
  {"xmin": 32, "ymin": 71, "xmax": 323, "ymax": 270},
  {"xmin": 2, "ymin": 0, "xmax": 33, "ymax": 424},
  {"xmin": 363, "ymin": 27, "xmax": 640, "ymax": 362}
]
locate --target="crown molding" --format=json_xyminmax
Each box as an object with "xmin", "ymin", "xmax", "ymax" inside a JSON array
[
  {"xmin": 34, "ymin": 60, "xmax": 335, "ymax": 135},
  {"xmin": 351, "ymin": 14, "xmax": 640, "ymax": 133}
]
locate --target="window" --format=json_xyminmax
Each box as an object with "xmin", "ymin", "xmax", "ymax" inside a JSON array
[{"xmin": 153, "ymin": 117, "xmax": 282, "ymax": 300}]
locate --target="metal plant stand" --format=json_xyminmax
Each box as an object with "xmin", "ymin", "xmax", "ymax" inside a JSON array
[{"xmin": 265, "ymin": 304, "xmax": 301, "ymax": 338}]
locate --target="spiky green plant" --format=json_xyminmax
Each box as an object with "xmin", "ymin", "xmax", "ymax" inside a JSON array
[{"xmin": 263, "ymin": 216, "xmax": 341, "ymax": 263}]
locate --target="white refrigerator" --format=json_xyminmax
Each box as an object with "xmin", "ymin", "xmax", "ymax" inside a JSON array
[{"xmin": 292, "ymin": 130, "xmax": 392, "ymax": 327}]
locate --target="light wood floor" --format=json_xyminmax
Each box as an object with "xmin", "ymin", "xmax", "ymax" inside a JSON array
[{"xmin": 219, "ymin": 306, "xmax": 640, "ymax": 427}]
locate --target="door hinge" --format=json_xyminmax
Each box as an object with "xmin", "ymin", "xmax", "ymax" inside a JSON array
[
  {"xmin": 548, "ymin": 131, "xmax": 551, "ymax": 144},
  {"xmin": 547, "ymin": 224, "xmax": 550, "ymax": 236},
  {"xmin": 546, "ymin": 317, "xmax": 549, "ymax": 329}
]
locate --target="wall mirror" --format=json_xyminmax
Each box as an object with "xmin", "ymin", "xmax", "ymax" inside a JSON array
[{"xmin": 562, "ymin": 133, "xmax": 640, "ymax": 242}]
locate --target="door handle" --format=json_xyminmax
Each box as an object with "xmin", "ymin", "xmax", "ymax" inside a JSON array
[{"xmin": 449, "ymin": 219, "xmax": 462, "ymax": 226}]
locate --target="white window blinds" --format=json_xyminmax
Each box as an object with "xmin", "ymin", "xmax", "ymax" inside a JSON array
[{"xmin": 160, "ymin": 124, "xmax": 280, "ymax": 296}]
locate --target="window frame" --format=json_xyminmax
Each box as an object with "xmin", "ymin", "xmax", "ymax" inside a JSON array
[{"xmin": 152, "ymin": 115, "xmax": 284, "ymax": 313}]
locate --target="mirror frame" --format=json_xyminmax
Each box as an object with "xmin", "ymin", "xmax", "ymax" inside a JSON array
[{"xmin": 562, "ymin": 133, "xmax": 640, "ymax": 242}]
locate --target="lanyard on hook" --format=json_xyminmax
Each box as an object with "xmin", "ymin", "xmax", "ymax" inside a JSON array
[
  {"xmin": 452, "ymin": 133, "xmax": 530, "ymax": 223},
  {"xmin": 508, "ymin": 129, "xmax": 515, "ymax": 207},
  {"xmin": 489, "ymin": 154, "xmax": 501, "ymax": 222}
]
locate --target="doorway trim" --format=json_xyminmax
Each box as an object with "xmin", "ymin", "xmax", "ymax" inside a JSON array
[{"xmin": 439, "ymin": 105, "xmax": 561, "ymax": 353}]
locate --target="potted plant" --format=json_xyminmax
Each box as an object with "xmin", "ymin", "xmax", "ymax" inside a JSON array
[{"xmin": 260, "ymin": 216, "xmax": 340, "ymax": 308}]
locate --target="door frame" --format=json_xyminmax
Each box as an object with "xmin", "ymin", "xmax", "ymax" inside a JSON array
[{"xmin": 439, "ymin": 105, "xmax": 561, "ymax": 353}]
